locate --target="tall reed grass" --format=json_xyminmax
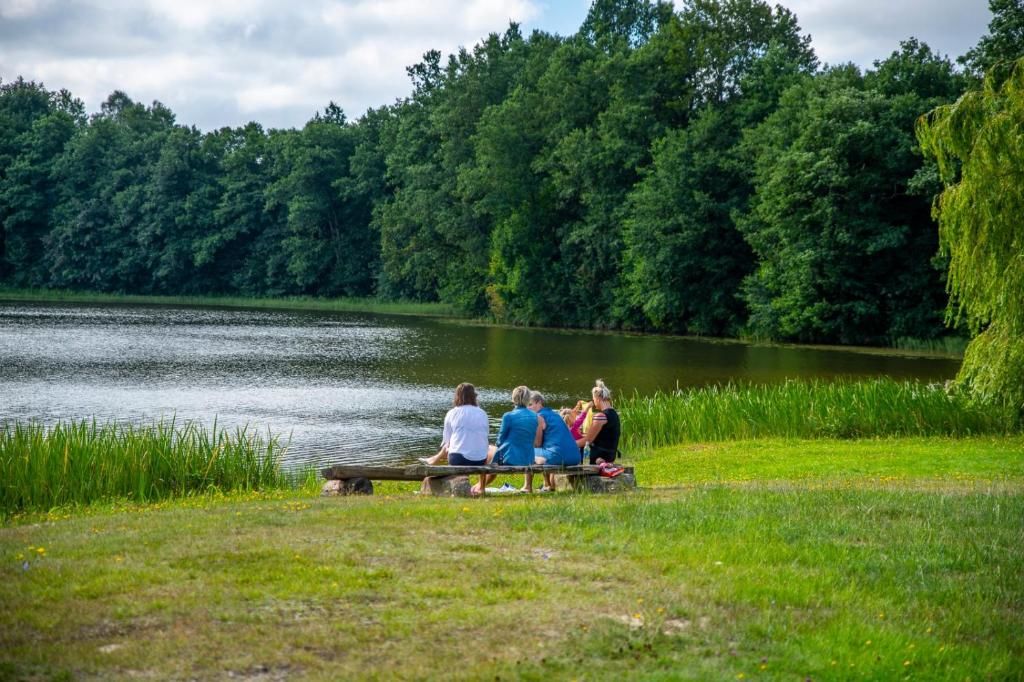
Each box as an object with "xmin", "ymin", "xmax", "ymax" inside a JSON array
[
  {"xmin": 890, "ymin": 336, "xmax": 968, "ymax": 355},
  {"xmin": 0, "ymin": 419, "xmax": 288, "ymax": 516},
  {"xmin": 618, "ymin": 378, "xmax": 1018, "ymax": 454}
]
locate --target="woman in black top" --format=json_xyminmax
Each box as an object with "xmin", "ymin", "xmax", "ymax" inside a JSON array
[{"xmin": 583, "ymin": 379, "xmax": 620, "ymax": 465}]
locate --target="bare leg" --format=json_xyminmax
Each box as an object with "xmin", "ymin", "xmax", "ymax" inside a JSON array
[
  {"xmin": 522, "ymin": 453, "xmax": 547, "ymax": 493},
  {"xmin": 422, "ymin": 447, "xmax": 448, "ymax": 466},
  {"xmin": 544, "ymin": 472, "xmax": 555, "ymax": 491},
  {"xmin": 471, "ymin": 446, "xmax": 499, "ymax": 495}
]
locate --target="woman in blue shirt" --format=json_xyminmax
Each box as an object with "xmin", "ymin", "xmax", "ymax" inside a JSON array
[
  {"xmin": 471, "ymin": 385, "xmax": 539, "ymax": 495},
  {"xmin": 527, "ymin": 390, "xmax": 582, "ymax": 492}
]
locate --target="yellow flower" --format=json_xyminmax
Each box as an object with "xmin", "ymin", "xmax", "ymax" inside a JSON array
[
  {"xmin": 36, "ymin": 547, "xmax": 45, "ymax": 554},
  {"xmin": 736, "ymin": 674, "xmax": 745, "ymax": 680},
  {"xmin": 904, "ymin": 660, "xmax": 911, "ymax": 667}
]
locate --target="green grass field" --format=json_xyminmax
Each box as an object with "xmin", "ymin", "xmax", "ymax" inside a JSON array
[{"xmin": 2, "ymin": 436, "xmax": 1021, "ymax": 680}]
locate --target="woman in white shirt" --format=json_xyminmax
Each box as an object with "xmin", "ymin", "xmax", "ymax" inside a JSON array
[{"xmin": 419, "ymin": 383, "xmax": 489, "ymax": 466}]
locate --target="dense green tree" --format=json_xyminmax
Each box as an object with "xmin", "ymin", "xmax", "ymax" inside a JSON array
[
  {"xmin": 138, "ymin": 124, "xmax": 223, "ymax": 294},
  {"xmin": 0, "ymin": 81, "xmax": 84, "ymax": 285},
  {"xmin": 959, "ymin": 0, "xmax": 1024, "ymax": 79},
  {"xmin": 581, "ymin": 0, "xmax": 674, "ymax": 49},
  {"xmin": 677, "ymin": 0, "xmax": 814, "ymax": 107},
  {"xmin": 917, "ymin": 57, "xmax": 1024, "ymax": 413},
  {"xmin": 47, "ymin": 92, "xmax": 176, "ymax": 291},
  {"xmin": 267, "ymin": 104, "xmax": 379, "ymax": 297},
  {"xmin": 465, "ymin": 34, "xmax": 612, "ymax": 325},
  {"xmin": 376, "ymin": 26, "xmax": 532, "ymax": 310},
  {"xmin": 621, "ymin": 1, "xmax": 816, "ymax": 334},
  {"xmin": 740, "ymin": 42, "xmax": 963, "ymax": 344},
  {"xmin": 193, "ymin": 125, "xmax": 252, "ymax": 292},
  {"xmin": 622, "ymin": 107, "xmax": 750, "ymax": 334}
]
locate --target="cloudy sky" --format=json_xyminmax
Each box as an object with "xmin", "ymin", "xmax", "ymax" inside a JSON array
[{"xmin": 0, "ymin": 0, "xmax": 993, "ymax": 131}]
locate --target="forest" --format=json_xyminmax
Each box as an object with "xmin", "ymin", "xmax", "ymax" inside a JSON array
[{"xmin": 1, "ymin": 0, "xmax": 1021, "ymax": 346}]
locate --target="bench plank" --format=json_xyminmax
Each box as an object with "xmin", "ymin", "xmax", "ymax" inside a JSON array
[{"xmin": 320, "ymin": 464, "xmax": 617, "ymax": 481}]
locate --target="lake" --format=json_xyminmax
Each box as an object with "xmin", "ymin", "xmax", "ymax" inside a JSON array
[{"xmin": 0, "ymin": 302, "xmax": 960, "ymax": 469}]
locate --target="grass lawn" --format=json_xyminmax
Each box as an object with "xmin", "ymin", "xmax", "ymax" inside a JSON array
[{"xmin": 2, "ymin": 437, "xmax": 1022, "ymax": 680}]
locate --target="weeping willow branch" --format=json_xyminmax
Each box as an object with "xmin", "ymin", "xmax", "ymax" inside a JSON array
[{"xmin": 917, "ymin": 57, "xmax": 1024, "ymax": 414}]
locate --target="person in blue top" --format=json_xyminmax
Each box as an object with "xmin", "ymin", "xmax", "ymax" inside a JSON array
[
  {"xmin": 527, "ymin": 390, "xmax": 583, "ymax": 492},
  {"xmin": 471, "ymin": 385, "xmax": 539, "ymax": 495}
]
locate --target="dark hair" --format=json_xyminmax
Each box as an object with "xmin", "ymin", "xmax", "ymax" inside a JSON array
[{"xmin": 454, "ymin": 382, "xmax": 478, "ymax": 407}]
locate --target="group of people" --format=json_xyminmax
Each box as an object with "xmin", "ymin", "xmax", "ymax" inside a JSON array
[{"xmin": 420, "ymin": 379, "xmax": 621, "ymax": 495}]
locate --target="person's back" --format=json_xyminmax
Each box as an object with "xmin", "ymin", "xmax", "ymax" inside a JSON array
[
  {"xmin": 444, "ymin": 404, "xmax": 489, "ymax": 462},
  {"xmin": 496, "ymin": 405, "xmax": 537, "ymax": 466},
  {"xmin": 538, "ymin": 406, "xmax": 581, "ymax": 465},
  {"xmin": 590, "ymin": 406, "xmax": 620, "ymax": 463}
]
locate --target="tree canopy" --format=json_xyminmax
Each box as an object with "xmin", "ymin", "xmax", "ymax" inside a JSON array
[{"xmin": 0, "ymin": 0, "xmax": 1009, "ymax": 350}]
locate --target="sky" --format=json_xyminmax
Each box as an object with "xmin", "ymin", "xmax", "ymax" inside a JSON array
[{"xmin": 0, "ymin": 0, "xmax": 994, "ymax": 131}]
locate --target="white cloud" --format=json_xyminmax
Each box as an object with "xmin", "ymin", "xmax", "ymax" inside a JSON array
[
  {"xmin": 664, "ymin": 0, "xmax": 989, "ymax": 68},
  {"xmin": 0, "ymin": 0, "xmax": 52, "ymax": 19},
  {"xmin": 0, "ymin": 0, "xmax": 991, "ymax": 130},
  {"xmin": 771, "ymin": 0, "xmax": 989, "ymax": 67},
  {"xmin": 0, "ymin": 0, "xmax": 541, "ymax": 129}
]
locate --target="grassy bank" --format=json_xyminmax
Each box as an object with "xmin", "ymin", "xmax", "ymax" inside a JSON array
[
  {"xmin": 619, "ymin": 378, "xmax": 1017, "ymax": 453},
  {"xmin": 5, "ymin": 379, "xmax": 1018, "ymax": 516},
  {"xmin": 891, "ymin": 335, "xmax": 969, "ymax": 355},
  {"xmin": 0, "ymin": 420, "xmax": 295, "ymax": 518},
  {"xmin": 1, "ymin": 436, "xmax": 1021, "ymax": 680},
  {"xmin": 0, "ymin": 287, "xmax": 457, "ymax": 317}
]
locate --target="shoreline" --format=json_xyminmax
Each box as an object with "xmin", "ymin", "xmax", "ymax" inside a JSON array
[
  {"xmin": 0, "ymin": 287, "xmax": 457, "ymax": 318},
  {"xmin": 0, "ymin": 287, "xmax": 966, "ymax": 360}
]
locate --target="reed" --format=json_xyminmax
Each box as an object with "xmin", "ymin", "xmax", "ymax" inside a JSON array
[
  {"xmin": 890, "ymin": 335, "xmax": 968, "ymax": 355},
  {"xmin": 0, "ymin": 287, "xmax": 456, "ymax": 317},
  {"xmin": 618, "ymin": 378, "xmax": 1018, "ymax": 454},
  {"xmin": 0, "ymin": 419, "xmax": 288, "ymax": 516}
]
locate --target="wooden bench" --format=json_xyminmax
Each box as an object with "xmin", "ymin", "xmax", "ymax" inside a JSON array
[{"xmin": 320, "ymin": 463, "xmax": 636, "ymax": 497}]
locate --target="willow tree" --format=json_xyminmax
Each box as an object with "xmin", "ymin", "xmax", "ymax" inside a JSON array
[{"xmin": 917, "ymin": 57, "xmax": 1024, "ymax": 415}]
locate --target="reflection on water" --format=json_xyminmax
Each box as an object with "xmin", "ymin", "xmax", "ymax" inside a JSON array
[{"xmin": 0, "ymin": 302, "xmax": 960, "ymax": 469}]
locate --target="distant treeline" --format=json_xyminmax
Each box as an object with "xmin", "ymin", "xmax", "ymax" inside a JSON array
[{"xmin": 1, "ymin": 0, "xmax": 1020, "ymax": 345}]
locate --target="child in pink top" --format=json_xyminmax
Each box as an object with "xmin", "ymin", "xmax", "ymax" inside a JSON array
[{"xmin": 561, "ymin": 400, "xmax": 591, "ymax": 443}]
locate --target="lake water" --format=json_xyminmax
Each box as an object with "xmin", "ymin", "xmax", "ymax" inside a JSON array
[{"xmin": 0, "ymin": 302, "xmax": 960, "ymax": 469}]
